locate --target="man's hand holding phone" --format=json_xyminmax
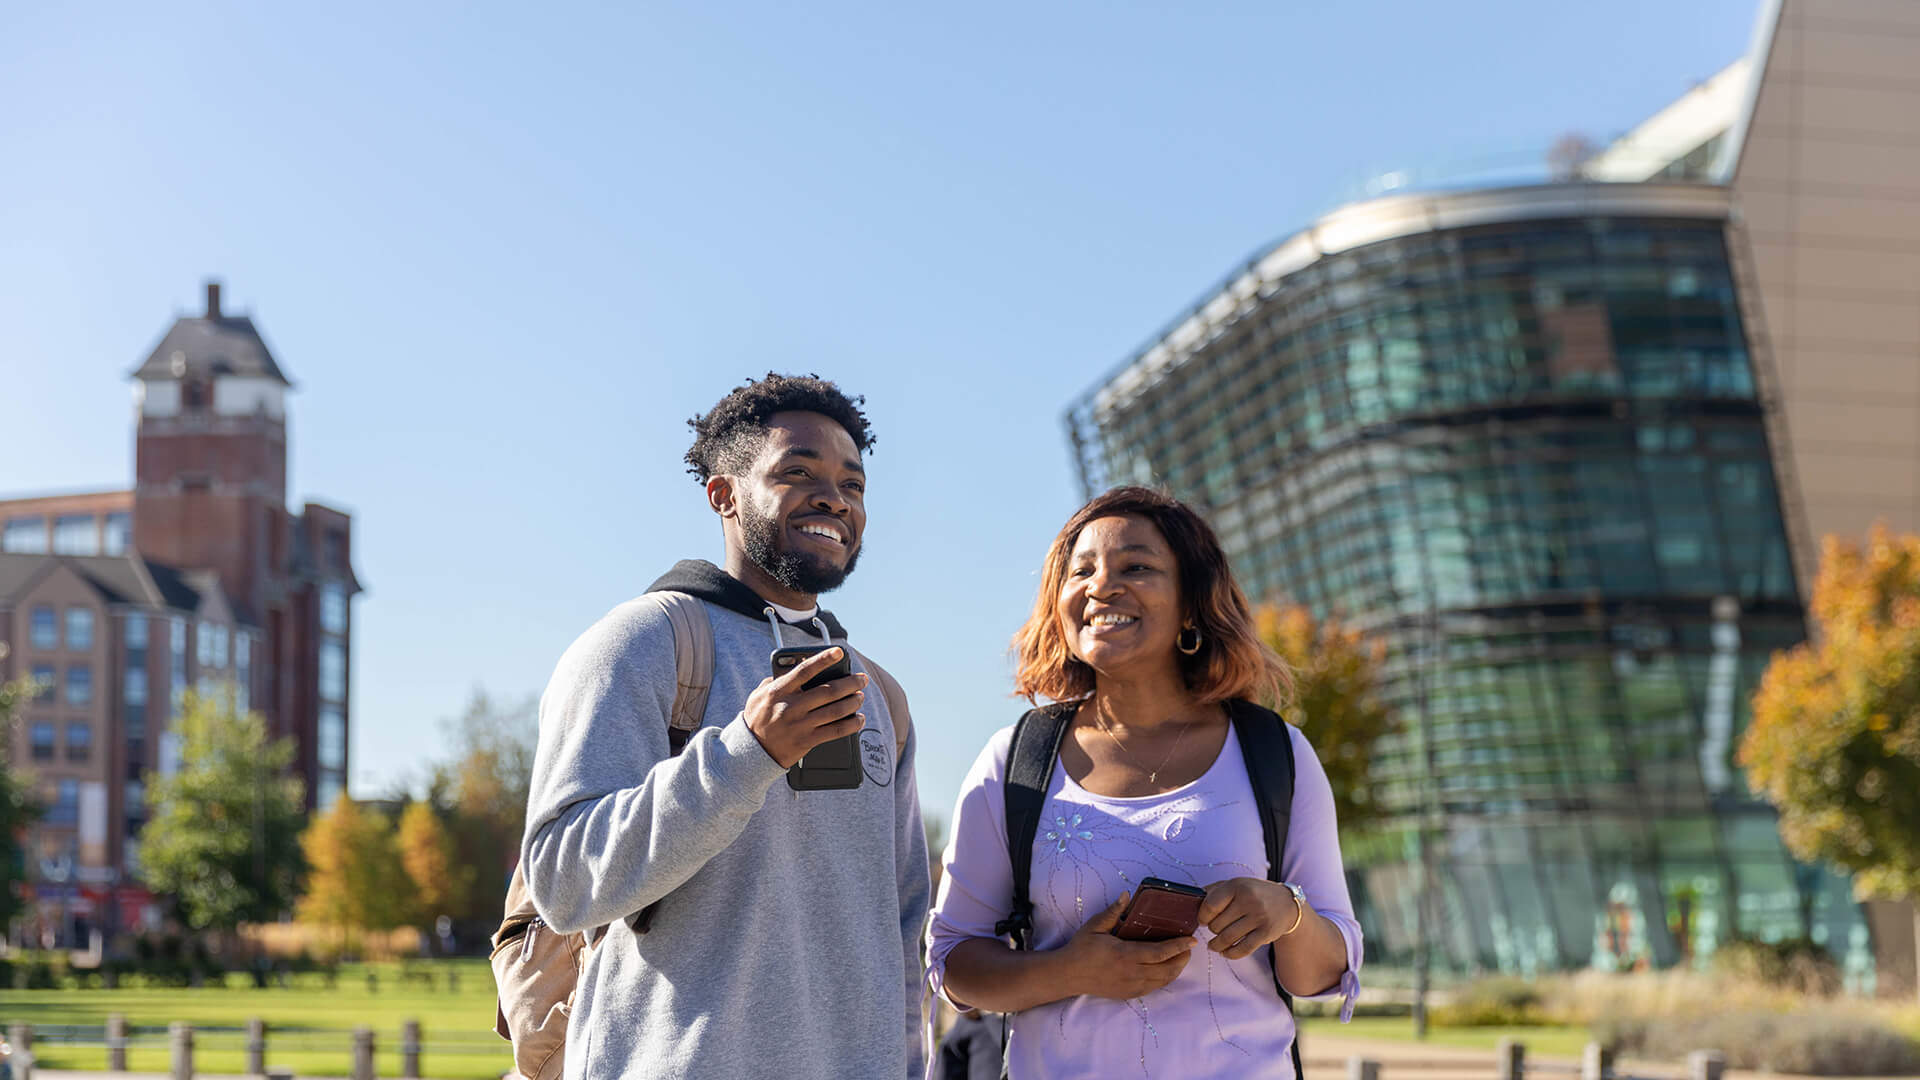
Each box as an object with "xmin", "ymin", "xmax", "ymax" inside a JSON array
[{"xmin": 742, "ymin": 647, "xmax": 866, "ymax": 768}]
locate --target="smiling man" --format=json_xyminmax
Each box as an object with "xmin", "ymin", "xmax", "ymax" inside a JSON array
[{"xmin": 520, "ymin": 373, "xmax": 928, "ymax": 1079}]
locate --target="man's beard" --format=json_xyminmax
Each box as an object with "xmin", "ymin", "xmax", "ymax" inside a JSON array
[{"xmin": 740, "ymin": 502, "xmax": 860, "ymax": 596}]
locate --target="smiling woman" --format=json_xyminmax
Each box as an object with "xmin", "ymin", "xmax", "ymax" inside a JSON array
[{"xmin": 926, "ymin": 486, "xmax": 1364, "ymax": 1080}]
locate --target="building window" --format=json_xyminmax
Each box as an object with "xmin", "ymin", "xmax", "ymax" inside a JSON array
[
  {"xmin": 125, "ymin": 667, "xmax": 148, "ymax": 706},
  {"xmin": 103, "ymin": 512, "xmax": 132, "ymax": 556},
  {"xmin": 65, "ymin": 665, "xmax": 92, "ymax": 706},
  {"xmin": 66, "ymin": 722, "xmax": 92, "ymax": 763},
  {"xmin": 321, "ymin": 583, "xmax": 348, "ymax": 635},
  {"xmin": 125, "ymin": 780, "xmax": 146, "ymax": 815},
  {"xmin": 30, "ymin": 664, "xmax": 56, "ymax": 703},
  {"xmin": 170, "ymin": 617, "xmax": 186, "ymax": 713},
  {"xmin": 2, "ymin": 516, "xmax": 46, "ymax": 553},
  {"xmin": 212, "ymin": 625, "xmax": 228, "ymax": 669},
  {"xmin": 320, "ymin": 642, "xmax": 346, "ymax": 703},
  {"xmin": 66, "ymin": 608, "xmax": 94, "ymax": 652},
  {"xmin": 52, "ymin": 515, "xmax": 98, "ymax": 556},
  {"xmin": 235, "ymin": 634, "xmax": 250, "ymax": 716},
  {"xmin": 196, "ymin": 622, "xmax": 212, "ymax": 667},
  {"xmin": 125, "ymin": 613, "xmax": 148, "ymax": 651},
  {"xmin": 318, "ymin": 773, "xmax": 344, "ymax": 811},
  {"xmin": 30, "ymin": 606, "xmax": 56, "ymax": 650},
  {"xmin": 48, "ymin": 780, "xmax": 79, "ymax": 826},
  {"xmin": 318, "ymin": 706, "xmax": 347, "ymax": 770},
  {"xmin": 325, "ymin": 529, "xmax": 347, "ymax": 572},
  {"xmin": 30, "ymin": 723, "xmax": 55, "ymax": 762}
]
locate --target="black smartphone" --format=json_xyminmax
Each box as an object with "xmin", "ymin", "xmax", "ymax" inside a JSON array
[
  {"xmin": 773, "ymin": 644, "xmax": 864, "ymax": 791},
  {"xmin": 1113, "ymin": 877, "xmax": 1206, "ymax": 941}
]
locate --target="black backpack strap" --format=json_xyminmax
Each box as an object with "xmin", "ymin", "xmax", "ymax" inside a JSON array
[
  {"xmin": 1228, "ymin": 699, "xmax": 1302, "ymax": 1080},
  {"xmin": 993, "ymin": 703, "xmax": 1076, "ymax": 952}
]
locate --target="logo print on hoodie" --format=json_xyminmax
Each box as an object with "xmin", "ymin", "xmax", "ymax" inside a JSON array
[{"xmin": 860, "ymin": 725, "xmax": 892, "ymax": 787}]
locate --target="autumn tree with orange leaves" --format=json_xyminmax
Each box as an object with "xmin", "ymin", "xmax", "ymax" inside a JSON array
[
  {"xmin": 1256, "ymin": 604, "xmax": 1392, "ymax": 829},
  {"xmin": 1741, "ymin": 526, "xmax": 1920, "ymax": 998}
]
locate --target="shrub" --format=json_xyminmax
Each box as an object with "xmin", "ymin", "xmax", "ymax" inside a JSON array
[
  {"xmin": 1431, "ymin": 976, "xmax": 1545, "ymax": 1027},
  {"xmin": 1597, "ymin": 1010, "xmax": 1920, "ymax": 1076},
  {"xmin": 1711, "ymin": 935, "xmax": 1841, "ymax": 997}
]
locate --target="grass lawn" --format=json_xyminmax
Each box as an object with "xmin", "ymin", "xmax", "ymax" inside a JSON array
[
  {"xmin": 0, "ymin": 959, "xmax": 512, "ymax": 1079},
  {"xmin": 1298, "ymin": 1015, "xmax": 1596, "ymax": 1059}
]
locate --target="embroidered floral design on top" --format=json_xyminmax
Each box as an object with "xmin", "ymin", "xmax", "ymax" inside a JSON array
[{"xmin": 1045, "ymin": 813, "xmax": 1094, "ymax": 853}]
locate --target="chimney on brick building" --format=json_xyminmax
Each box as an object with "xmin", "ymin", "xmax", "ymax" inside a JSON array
[{"xmin": 206, "ymin": 280, "xmax": 222, "ymax": 319}]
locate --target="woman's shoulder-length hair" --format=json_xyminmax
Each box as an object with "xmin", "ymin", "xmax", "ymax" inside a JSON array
[{"xmin": 1012, "ymin": 486, "xmax": 1293, "ymax": 707}]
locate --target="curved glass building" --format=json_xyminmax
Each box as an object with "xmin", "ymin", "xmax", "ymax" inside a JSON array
[{"xmin": 1066, "ymin": 182, "xmax": 1871, "ymax": 975}]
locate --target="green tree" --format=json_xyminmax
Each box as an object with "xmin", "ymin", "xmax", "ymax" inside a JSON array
[
  {"xmin": 139, "ymin": 690, "xmax": 306, "ymax": 932},
  {"xmin": 0, "ymin": 676, "xmax": 45, "ymax": 929},
  {"xmin": 1742, "ymin": 526, "xmax": 1920, "ymax": 998},
  {"xmin": 426, "ymin": 688, "xmax": 538, "ymax": 922},
  {"xmin": 298, "ymin": 798, "xmax": 411, "ymax": 947},
  {"xmin": 397, "ymin": 799, "xmax": 473, "ymax": 931},
  {"xmin": 1256, "ymin": 604, "xmax": 1393, "ymax": 829}
]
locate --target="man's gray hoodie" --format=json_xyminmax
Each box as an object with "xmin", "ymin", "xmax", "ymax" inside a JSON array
[{"xmin": 521, "ymin": 560, "xmax": 929, "ymax": 1079}]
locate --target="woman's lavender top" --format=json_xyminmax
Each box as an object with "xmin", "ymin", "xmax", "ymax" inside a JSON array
[{"xmin": 926, "ymin": 719, "xmax": 1363, "ymax": 1080}]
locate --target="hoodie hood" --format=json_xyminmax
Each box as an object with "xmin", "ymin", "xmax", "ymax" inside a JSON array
[{"xmin": 648, "ymin": 559, "xmax": 849, "ymax": 639}]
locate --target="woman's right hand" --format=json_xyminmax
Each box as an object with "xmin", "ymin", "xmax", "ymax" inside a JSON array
[{"xmin": 1057, "ymin": 893, "xmax": 1195, "ymax": 1000}]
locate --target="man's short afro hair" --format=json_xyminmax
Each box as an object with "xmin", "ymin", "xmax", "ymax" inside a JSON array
[{"xmin": 685, "ymin": 372, "xmax": 876, "ymax": 483}]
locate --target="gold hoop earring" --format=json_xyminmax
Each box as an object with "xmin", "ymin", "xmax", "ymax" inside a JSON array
[{"xmin": 1177, "ymin": 624, "xmax": 1203, "ymax": 655}]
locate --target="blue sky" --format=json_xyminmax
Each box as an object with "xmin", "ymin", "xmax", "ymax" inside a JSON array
[{"xmin": 2, "ymin": 1, "xmax": 1760, "ymax": 819}]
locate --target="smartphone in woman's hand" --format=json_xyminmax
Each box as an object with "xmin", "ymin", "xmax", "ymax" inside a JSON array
[{"xmin": 1112, "ymin": 878, "xmax": 1206, "ymax": 941}]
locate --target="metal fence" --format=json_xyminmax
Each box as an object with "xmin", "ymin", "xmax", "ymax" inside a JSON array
[{"xmin": 4, "ymin": 1018, "xmax": 508, "ymax": 1080}]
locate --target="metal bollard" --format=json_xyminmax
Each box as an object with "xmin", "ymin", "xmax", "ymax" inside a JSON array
[
  {"xmin": 1346, "ymin": 1056, "xmax": 1380, "ymax": 1080},
  {"xmin": 1687, "ymin": 1050, "xmax": 1726, "ymax": 1080},
  {"xmin": 170, "ymin": 1022, "xmax": 194, "ymax": 1080},
  {"xmin": 352, "ymin": 1026, "xmax": 376, "ymax": 1080},
  {"xmin": 1497, "ymin": 1037, "xmax": 1526, "ymax": 1080},
  {"xmin": 401, "ymin": 1019, "xmax": 421, "ymax": 1079},
  {"xmin": 1582, "ymin": 1042, "xmax": 1614, "ymax": 1080},
  {"xmin": 447, "ymin": 968, "xmax": 458, "ymax": 994},
  {"xmin": 107, "ymin": 1014, "xmax": 129, "ymax": 1071},
  {"xmin": 246, "ymin": 1018, "xmax": 267, "ymax": 1076},
  {"xmin": 6, "ymin": 1025, "xmax": 30, "ymax": 1054}
]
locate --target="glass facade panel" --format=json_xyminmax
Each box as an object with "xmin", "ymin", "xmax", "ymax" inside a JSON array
[
  {"xmin": 320, "ymin": 642, "xmax": 346, "ymax": 703},
  {"xmin": 52, "ymin": 514, "xmax": 98, "ymax": 555},
  {"xmin": 3, "ymin": 516, "xmax": 47, "ymax": 553},
  {"xmin": 103, "ymin": 512, "xmax": 132, "ymax": 556},
  {"xmin": 1068, "ymin": 210, "xmax": 1866, "ymax": 973},
  {"xmin": 321, "ymin": 583, "xmax": 348, "ymax": 635}
]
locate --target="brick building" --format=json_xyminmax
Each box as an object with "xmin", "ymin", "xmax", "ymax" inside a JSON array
[{"xmin": 0, "ymin": 281, "xmax": 361, "ymax": 941}]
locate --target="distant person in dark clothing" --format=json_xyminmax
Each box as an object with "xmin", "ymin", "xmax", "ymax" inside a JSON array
[{"xmin": 937, "ymin": 1009, "xmax": 1003, "ymax": 1080}]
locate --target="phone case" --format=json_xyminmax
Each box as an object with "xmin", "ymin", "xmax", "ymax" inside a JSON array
[
  {"xmin": 1113, "ymin": 877, "xmax": 1206, "ymax": 941},
  {"xmin": 766, "ymin": 609, "xmax": 864, "ymax": 791}
]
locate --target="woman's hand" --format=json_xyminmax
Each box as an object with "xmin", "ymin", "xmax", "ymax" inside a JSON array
[
  {"xmin": 1198, "ymin": 877, "xmax": 1304, "ymax": 960},
  {"xmin": 1056, "ymin": 893, "xmax": 1195, "ymax": 1000}
]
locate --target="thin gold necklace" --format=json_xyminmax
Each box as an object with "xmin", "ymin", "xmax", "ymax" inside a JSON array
[{"xmin": 1092, "ymin": 711, "xmax": 1193, "ymax": 785}]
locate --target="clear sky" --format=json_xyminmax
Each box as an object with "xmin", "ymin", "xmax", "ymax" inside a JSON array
[{"xmin": 3, "ymin": 1, "xmax": 1760, "ymax": 820}]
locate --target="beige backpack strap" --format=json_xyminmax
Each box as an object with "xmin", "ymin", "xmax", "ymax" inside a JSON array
[
  {"xmin": 653, "ymin": 591, "xmax": 714, "ymax": 749},
  {"xmin": 848, "ymin": 647, "xmax": 910, "ymax": 760}
]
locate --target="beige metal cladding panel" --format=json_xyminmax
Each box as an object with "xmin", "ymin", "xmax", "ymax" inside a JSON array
[
  {"xmin": 1763, "ymin": 192, "xmax": 1920, "ymax": 243},
  {"xmin": 1783, "ymin": 346, "xmax": 1920, "ymax": 398},
  {"xmin": 1792, "ymin": 244, "xmax": 1920, "ymax": 294},
  {"xmin": 1793, "ymin": 25, "xmax": 1920, "ymax": 79},
  {"xmin": 1797, "ymin": 139, "xmax": 1920, "ymax": 195},
  {"xmin": 1794, "ymin": 82, "xmax": 1920, "ymax": 140},
  {"xmin": 1788, "ymin": 397, "xmax": 1920, "ymax": 453},
  {"xmin": 1790, "ymin": 294, "xmax": 1920, "ymax": 347},
  {"xmin": 1739, "ymin": 134, "xmax": 1798, "ymax": 188},
  {"xmin": 1795, "ymin": 446, "xmax": 1919, "ymax": 501},
  {"xmin": 1801, "ymin": 0, "xmax": 1920, "ymax": 29},
  {"xmin": 1803, "ymin": 496, "xmax": 1920, "ymax": 546}
]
